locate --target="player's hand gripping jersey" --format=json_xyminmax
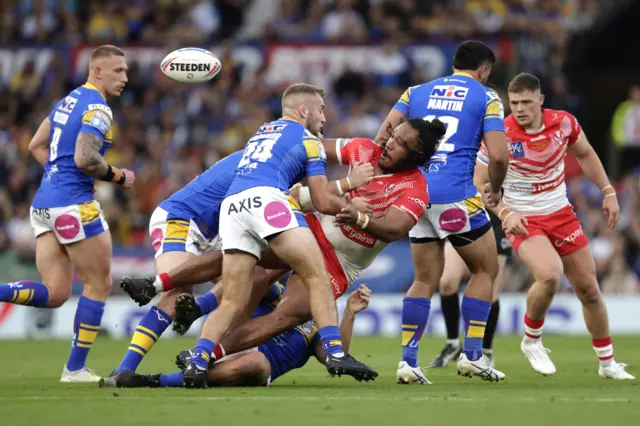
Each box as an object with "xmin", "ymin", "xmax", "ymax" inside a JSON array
[
  {"xmin": 220, "ymin": 118, "xmax": 327, "ymax": 257},
  {"xmin": 150, "ymin": 151, "xmax": 242, "ymax": 257},
  {"xmin": 307, "ymin": 138, "xmax": 428, "ymax": 291},
  {"xmin": 30, "ymin": 83, "xmax": 113, "ymax": 243},
  {"xmin": 393, "ymin": 72, "xmax": 504, "ymax": 204},
  {"xmin": 478, "ymin": 109, "xmax": 581, "ymax": 215}
]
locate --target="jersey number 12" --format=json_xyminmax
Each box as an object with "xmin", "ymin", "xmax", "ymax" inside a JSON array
[{"xmin": 423, "ymin": 115, "xmax": 459, "ymax": 152}]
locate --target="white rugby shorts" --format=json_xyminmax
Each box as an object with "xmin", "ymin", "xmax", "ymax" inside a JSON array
[
  {"xmin": 30, "ymin": 200, "xmax": 109, "ymax": 244},
  {"xmin": 219, "ymin": 186, "xmax": 306, "ymax": 258},
  {"xmin": 149, "ymin": 206, "xmax": 220, "ymax": 258},
  {"xmin": 409, "ymin": 193, "xmax": 490, "ymax": 242}
]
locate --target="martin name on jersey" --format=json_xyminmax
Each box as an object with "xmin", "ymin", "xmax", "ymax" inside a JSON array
[{"xmin": 393, "ymin": 72, "xmax": 504, "ymax": 204}]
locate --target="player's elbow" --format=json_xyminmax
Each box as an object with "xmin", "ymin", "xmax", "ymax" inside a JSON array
[{"xmin": 310, "ymin": 195, "xmax": 334, "ymax": 215}]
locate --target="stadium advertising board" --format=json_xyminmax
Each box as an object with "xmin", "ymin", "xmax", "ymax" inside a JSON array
[{"xmin": 1, "ymin": 294, "xmax": 639, "ymax": 339}]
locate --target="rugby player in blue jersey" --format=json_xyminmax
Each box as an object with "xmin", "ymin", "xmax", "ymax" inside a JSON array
[
  {"xmin": 376, "ymin": 40, "xmax": 509, "ymax": 383},
  {"xmin": 102, "ymin": 284, "xmax": 371, "ymax": 389},
  {"xmin": 0, "ymin": 45, "xmax": 133, "ymax": 382},
  {"xmin": 111, "ymin": 149, "xmax": 373, "ymax": 375},
  {"xmin": 180, "ymin": 83, "xmax": 377, "ymax": 387}
]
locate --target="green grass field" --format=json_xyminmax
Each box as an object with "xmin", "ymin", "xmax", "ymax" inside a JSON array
[{"xmin": 1, "ymin": 335, "xmax": 638, "ymax": 426}]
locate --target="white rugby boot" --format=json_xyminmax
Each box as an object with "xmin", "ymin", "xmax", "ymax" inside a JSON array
[
  {"xmin": 60, "ymin": 365, "xmax": 102, "ymax": 383},
  {"xmin": 521, "ymin": 337, "xmax": 556, "ymax": 376},
  {"xmin": 599, "ymin": 362, "xmax": 635, "ymax": 380},
  {"xmin": 396, "ymin": 361, "xmax": 431, "ymax": 384},
  {"xmin": 457, "ymin": 353, "xmax": 505, "ymax": 381}
]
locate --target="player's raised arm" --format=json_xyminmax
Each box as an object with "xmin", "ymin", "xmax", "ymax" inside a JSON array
[
  {"xmin": 28, "ymin": 117, "xmax": 51, "ymax": 166},
  {"xmin": 569, "ymin": 128, "xmax": 619, "ymax": 229},
  {"xmin": 314, "ymin": 284, "xmax": 371, "ymax": 362},
  {"xmin": 375, "ymin": 88, "xmax": 412, "ymax": 144}
]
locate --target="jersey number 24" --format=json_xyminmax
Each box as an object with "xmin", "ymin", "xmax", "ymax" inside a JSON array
[{"xmin": 238, "ymin": 135, "xmax": 280, "ymax": 169}]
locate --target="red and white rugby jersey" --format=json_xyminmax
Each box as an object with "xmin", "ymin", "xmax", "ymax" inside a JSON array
[
  {"xmin": 316, "ymin": 138, "xmax": 429, "ymax": 283},
  {"xmin": 478, "ymin": 109, "xmax": 581, "ymax": 215}
]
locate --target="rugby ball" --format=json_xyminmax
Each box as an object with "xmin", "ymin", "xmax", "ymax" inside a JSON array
[{"xmin": 160, "ymin": 47, "xmax": 221, "ymax": 84}]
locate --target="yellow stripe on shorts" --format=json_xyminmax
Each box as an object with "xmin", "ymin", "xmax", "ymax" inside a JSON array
[
  {"xmin": 79, "ymin": 201, "xmax": 100, "ymax": 224},
  {"xmin": 165, "ymin": 221, "xmax": 189, "ymax": 241}
]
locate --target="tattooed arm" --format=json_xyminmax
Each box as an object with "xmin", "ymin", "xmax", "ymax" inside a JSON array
[{"xmin": 74, "ymin": 132, "xmax": 108, "ymax": 178}]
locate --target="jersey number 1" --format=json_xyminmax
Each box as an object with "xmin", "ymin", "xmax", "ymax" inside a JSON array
[
  {"xmin": 424, "ymin": 115, "xmax": 459, "ymax": 152},
  {"xmin": 49, "ymin": 127, "xmax": 62, "ymax": 161}
]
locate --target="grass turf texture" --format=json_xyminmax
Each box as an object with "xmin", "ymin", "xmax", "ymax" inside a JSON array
[{"xmin": 1, "ymin": 335, "xmax": 638, "ymax": 426}]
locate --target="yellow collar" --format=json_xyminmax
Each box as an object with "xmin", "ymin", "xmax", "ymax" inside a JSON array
[
  {"xmin": 280, "ymin": 116, "xmax": 299, "ymax": 123},
  {"xmin": 452, "ymin": 71, "xmax": 473, "ymax": 78},
  {"xmin": 83, "ymin": 82, "xmax": 106, "ymax": 101}
]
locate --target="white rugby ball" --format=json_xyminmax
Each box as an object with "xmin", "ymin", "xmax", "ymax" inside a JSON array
[{"xmin": 160, "ymin": 47, "xmax": 221, "ymax": 84}]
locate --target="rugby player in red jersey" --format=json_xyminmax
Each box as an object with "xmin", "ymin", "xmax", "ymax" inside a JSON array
[{"xmin": 476, "ymin": 73, "xmax": 634, "ymax": 380}]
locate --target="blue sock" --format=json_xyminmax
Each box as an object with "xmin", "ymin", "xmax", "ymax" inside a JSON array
[
  {"xmin": 401, "ymin": 297, "xmax": 431, "ymax": 368},
  {"xmin": 66, "ymin": 296, "xmax": 105, "ymax": 372},
  {"xmin": 195, "ymin": 292, "xmax": 218, "ymax": 316},
  {"xmin": 116, "ymin": 306, "xmax": 173, "ymax": 373},
  {"xmin": 191, "ymin": 338, "xmax": 216, "ymax": 368},
  {"xmin": 461, "ymin": 296, "xmax": 492, "ymax": 361},
  {"xmin": 318, "ymin": 326, "xmax": 345, "ymax": 356},
  {"xmin": 160, "ymin": 371, "xmax": 185, "ymax": 387},
  {"xmin": 0, "ymin": 280, "xmax": 49, "ymax": 307}
]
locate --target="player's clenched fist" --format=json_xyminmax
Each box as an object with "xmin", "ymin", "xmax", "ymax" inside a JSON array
[
  {"xmin": 121, "ymin": 168, "xmax": 135, "ymax": 189},
  {"xmin": 349, "ymin": 162, "xmax": 375, "ymax": 188}
]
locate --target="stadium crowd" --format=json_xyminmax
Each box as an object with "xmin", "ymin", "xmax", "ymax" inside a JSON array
[{"xmin": 0, "ymin": 0, "xmax": 638, "ymax": 293}]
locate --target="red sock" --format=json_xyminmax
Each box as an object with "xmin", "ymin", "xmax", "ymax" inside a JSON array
[
  {"xmin": 592, "ymin": 337, "xmax": 613, "ymax": 362},
  {"xmin": 212, "ymin": 344, "xmax": 225, "ymax": 361},
  {"xmin": 158, "ymin": 273, "xmax": 174, "ymax": 291},
  {"xmin": 524, "ymin": 314, "xmax": 544, "ymax": 339}
]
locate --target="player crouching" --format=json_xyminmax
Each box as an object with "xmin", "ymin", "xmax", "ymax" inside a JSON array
[{"xmin": 101, "ymin": 285, "xmax": 372, "ymax": 389}]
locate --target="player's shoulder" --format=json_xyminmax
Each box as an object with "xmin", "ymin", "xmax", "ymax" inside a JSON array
[
  {"xmin": 75, "ymin": 86, "xmax": 113, "ymax": 119},
  {"xmin": 543, "ymin": 108, "xmax": 576, "ymax": 125},
  {"xmin": 346, "ymin": 137, "xmax": 377, "ymax": 148},
  {"xmin": 543, "ymin": 108, "xmax": 581, "ymax": 136}
]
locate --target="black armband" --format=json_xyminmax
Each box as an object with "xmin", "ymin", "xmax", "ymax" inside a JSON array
[{"xmin": 100, "ymin": 165, "xmax": 115, "ymax": 182}]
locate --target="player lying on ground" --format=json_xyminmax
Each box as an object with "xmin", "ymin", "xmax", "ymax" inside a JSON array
[
  {"xmin": 0, "ymin": 45, "xmax": 134, "ymax": 383},
  {"xmin": 110, "ymin": 150, "xmax": 373, "ymax": 376},
  {"xmin": 376, "ymin": 40, "xmax": 509, "ymax": 383},
  {"xmin": 476, "ymin": 72, "xmax": 633, "ymax": 380},
  {"xmin": 429, "ymin": 212, "xmax": 511, "ymax": 369},
  {"xmin": 102, "ymin": 284, "xmax": 371, "ymax": 389},
  {"xmin": 120, "ymin": 120, "xmax": 444, "ymax": 368}
]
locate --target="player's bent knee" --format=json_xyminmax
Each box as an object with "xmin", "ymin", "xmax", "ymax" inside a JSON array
[
  {"xmin": 439, "ymin": 278, "xmax": 459, "ymax": 295},
  {"xmin": 574, "ymin": 280, "xmax": 602, "ymax": 305},
  {"xmin": 535, "ymin": 267, "xmax": 563, "ymax": 292},
  {"xmin": 242, "ymin": 355, "xmax": 272, "ymax": 386},
  {"xmin": 46, "ymin": 285, "xmax": 72, "ymax": 308}
]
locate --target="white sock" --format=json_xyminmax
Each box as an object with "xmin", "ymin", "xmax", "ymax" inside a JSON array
[{"xmin": 152, "ymin": 276, "xmax": 164, "ymax": 292}]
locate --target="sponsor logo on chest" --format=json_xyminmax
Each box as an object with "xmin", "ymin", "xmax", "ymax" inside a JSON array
[{"xmin": 340, "ymin": 225, "xmax": 376, "ymax": 248}]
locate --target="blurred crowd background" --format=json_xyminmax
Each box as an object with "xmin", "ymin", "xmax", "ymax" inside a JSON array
[{"xmin": 1, "ymin": 0, "xmax": 639, "ymax": 294}]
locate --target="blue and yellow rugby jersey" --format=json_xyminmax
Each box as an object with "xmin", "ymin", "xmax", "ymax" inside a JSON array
[
  {"xmin": 32, "ymin": 83, "xmax": 114, "ymax": 208},
  {"xmin": 393, "ymin": 73, "xmax": 505, "ymax": 203},
  {"xmin": 226, "ymin": 118, "xmax": 327, "ymax": 197},
  {"xmin": 159, "ymin": 151, "xmax": 242, "ymax": 240},
  {"xmin": 258, "ymin": 320, "xmax": 320, "ymax": 382}
]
